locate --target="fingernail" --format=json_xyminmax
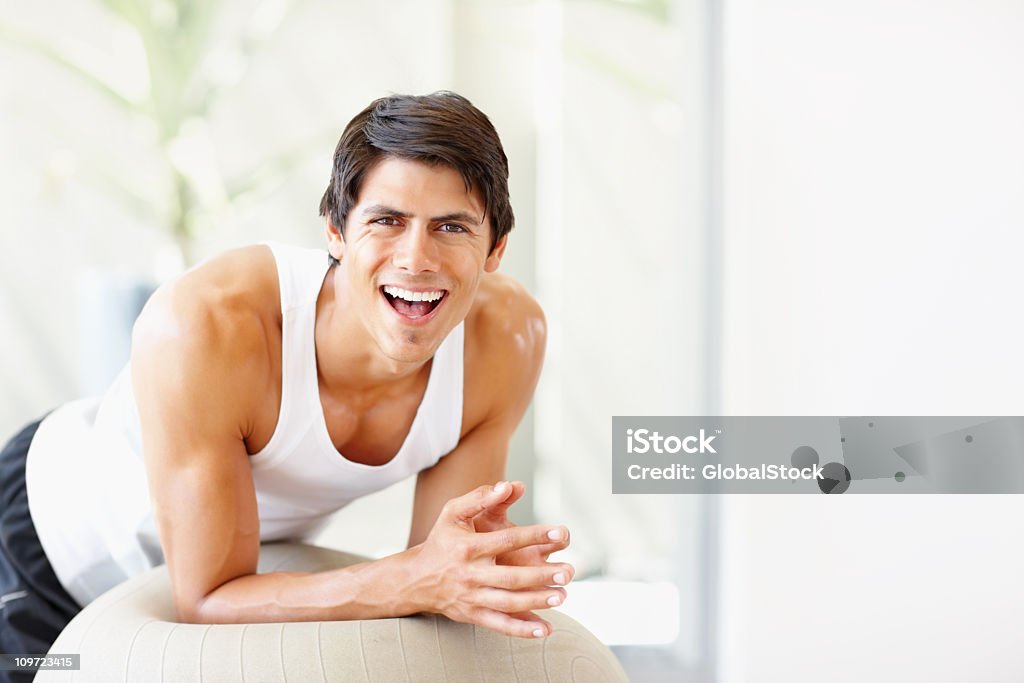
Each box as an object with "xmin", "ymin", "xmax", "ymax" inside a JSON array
[
  {"xmin": 553, "ymin": 572, "xmax": 567, "ymax": 585},
  {"xmin": 547, "ymin": 595, "xmax": 561, "ymax": 606},
  {"xmin": 547, "ymin": 528, "xmax": 563, "ymax": 541},
  {"xmin": 493, "ymin": 481, "xmax": 508, "ymax": 493},
  {"xmin": 532, "ymin": 628, "xmax": 546, "ymax": 638}
]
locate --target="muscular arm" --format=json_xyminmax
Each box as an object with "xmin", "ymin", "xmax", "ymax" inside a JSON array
[{"xmin": 131, "ymin": 254, "xmax": 564, "ymax": 636}]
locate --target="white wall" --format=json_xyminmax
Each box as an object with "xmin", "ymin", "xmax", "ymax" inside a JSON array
[{"xmin": 718, "ymin": 1, "xmax": 1024, "ymax": 680}]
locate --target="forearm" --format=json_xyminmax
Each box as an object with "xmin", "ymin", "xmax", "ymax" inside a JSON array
[
  {"xmin": 187, "ymin": 545, "xmax": 430, "ymax": 624},
  {"xmin": 180, "ymin": 483, "xmax": 573, "ymax": 640}
]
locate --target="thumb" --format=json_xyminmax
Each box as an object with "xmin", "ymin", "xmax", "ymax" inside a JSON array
[{"xmin": 442, "ymin": 481, "xmax": 514, "ymax": 527}]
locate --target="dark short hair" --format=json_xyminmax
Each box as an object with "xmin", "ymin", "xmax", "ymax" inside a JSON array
[{"xmin": 319, "ymin": 91, "xmax": 514, "ymax": 255}]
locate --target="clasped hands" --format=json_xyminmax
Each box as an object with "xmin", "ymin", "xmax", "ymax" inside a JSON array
[{"xmin": 412, "ymin": 481, "xmax": 574, "ymax": 639}]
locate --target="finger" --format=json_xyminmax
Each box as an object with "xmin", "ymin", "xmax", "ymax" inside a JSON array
[
  {"xmin": 494, "ymin": 542, "xmax": 566, "ymax": 567},
  {"xmin": 473, "ymin": 482, "xmax": 527, "ymax": 533},
  {"xmin": 505, "ymin": 612, "xmax": 556, "ymax": 638},
  {"xmin": 477, "ymin": 480, "xmax": 525, "ymax": 523},
  {"xmin": 441, "ymin": 482, "xmax": 514, "ymax": 527},
  {"xmin": 508, "ymin": 611, "xmax": 554, "ymax": 628},
  {"xmin": 475, "ymin": 524, "xmax": 570, "ymax": 557},
  {"xmin": 474, "ymin": 586, "xmax": 567, "ymax": 614},
  {"xmin": 508, "ymin": 611, "xmax": 554, "ymax": 637},
  {"xmin": 479, "ymin": 563, "xmax": 575, "ymax": 591},
  {"xmin": 470, "ymin": 608, "xmax": 553, "ymax": 639},
  {"xmin": 495, "ymin": 535, "xmax": 573, "ymax": 568},
  {"xmin": 514, "ymin": 541, "xmax": 569, "ymax": 560}
]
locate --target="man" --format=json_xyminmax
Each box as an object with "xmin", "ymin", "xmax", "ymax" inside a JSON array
[{"xmin": 0, "ymin": 92, "xmax": 572, "ymax": 667}]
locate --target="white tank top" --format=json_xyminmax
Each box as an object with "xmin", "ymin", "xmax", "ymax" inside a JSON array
[{"xmin": 25, "ymin": 241, "xmax": 464, "ymax": 606}]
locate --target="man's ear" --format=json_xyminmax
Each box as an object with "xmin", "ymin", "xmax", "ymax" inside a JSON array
[
  {"xmin": 324, "ymin": 219, "xmax": 345, "ymax": 261},
  {"xmin": 484, "ymin": 234, "xmax": 508, "ymax": 273}
]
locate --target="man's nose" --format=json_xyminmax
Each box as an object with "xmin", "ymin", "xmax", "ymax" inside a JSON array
[{"xmin": 391, "ymin": 225, "xmax": 440, "ymax": 273}]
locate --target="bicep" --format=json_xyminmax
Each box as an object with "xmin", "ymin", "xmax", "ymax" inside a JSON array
[{"xmin": 131, "ymin": 296, "xmax": 261, "ymax": 621}]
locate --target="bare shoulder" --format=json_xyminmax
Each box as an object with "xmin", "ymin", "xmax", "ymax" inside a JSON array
[
  {"xmin": 467, "ymin": 272, "xmax": 546, "ymax": 359},
  {"xmin": 131, "ymin": 245, "xmax": 280, "ymax": 428},
  {"xmin": 462, "ymin": 272, "xmax": 547, "ymax": 430},
  {"xmin": 134, "ymin": 245, "xmax": 278, "ymax": 350}
]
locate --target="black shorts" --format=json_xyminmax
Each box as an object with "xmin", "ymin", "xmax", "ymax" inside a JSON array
[{"xmin": 0, "ymin": 418, "xmax": 81, "ymax": 682}]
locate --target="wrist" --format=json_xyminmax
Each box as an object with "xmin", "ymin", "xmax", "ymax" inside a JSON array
[{"xmin": 388, "ymin": 544, "xmax": 435, "ymax": 616}]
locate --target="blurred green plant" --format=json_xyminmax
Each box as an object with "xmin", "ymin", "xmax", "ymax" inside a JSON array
[
  {"xmin": 589, "ymin": 0, "xmax": 671, "ymax": 23},
  {"xmin": 0, "ymin": 0, "xmax": 310, "ymax": 265}
]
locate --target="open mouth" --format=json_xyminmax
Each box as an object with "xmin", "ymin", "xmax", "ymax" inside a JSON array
[{"xmin": 381, "ymin": 285, "xmax": 447, "ymax": 320}]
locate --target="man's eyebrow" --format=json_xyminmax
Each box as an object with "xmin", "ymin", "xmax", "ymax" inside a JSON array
[
  {"xmin": 361, "ymin": 205, "xmax": 483, "ymax": 226},
  {"xmin": 432, "ymin": 211, "xmax": 483, "ymax": 226},
  {"xmin": 361, "ymin": 204, "xmax": 410, "ymax": 218}
]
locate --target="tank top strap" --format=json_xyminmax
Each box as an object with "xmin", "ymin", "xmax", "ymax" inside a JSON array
[
  {"xmin": 262, "ymin": 241, "xmax": 331, "ymax": 312},
  {"xmin": 421, "ymin": 322, "xmax": 464, "ymax": 455},
  {"xmin": 254, "ymin": 242, "xmax": 330, "ymax": 459}
]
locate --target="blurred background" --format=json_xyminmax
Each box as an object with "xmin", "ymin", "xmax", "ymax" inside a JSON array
[{"xmin": 2, "ymin": 0, "xmax": 1024, "ymax": 681}]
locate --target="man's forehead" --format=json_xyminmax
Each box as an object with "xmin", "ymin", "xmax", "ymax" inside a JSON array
[{"xmin": 355, "ymin": 156, "xmax": 486, "ymax": 218}]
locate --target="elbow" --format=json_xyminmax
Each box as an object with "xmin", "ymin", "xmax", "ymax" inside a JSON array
[
  {"xmin": 170, "ymin": 570, "xmax": 255, "ymax": 624},
  {"xmin": 175, "ymin": 591, "xmax": 226, "ymax": 625},
  {"xmin": 175, "ymin": 596, "xmax": 209, "ymax": 624}
]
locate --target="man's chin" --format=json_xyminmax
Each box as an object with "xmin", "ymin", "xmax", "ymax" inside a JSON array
[{"xmin": 377, "ymin": 331, "xmax": 444, "ymax": 366}]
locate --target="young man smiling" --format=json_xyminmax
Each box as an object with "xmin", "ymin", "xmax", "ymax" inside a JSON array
[{"xmin": 2, "ymin": 92, "xmax": 572, "ymax": 662}]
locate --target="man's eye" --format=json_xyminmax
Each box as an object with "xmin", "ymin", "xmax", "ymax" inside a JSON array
[
  {"xmin": 373, "ymin": 217, "xmax": 400, "ymax": 226},
  {"xmin": 439, "ymin": 223, "xmax": 467, "ymax": 233}
]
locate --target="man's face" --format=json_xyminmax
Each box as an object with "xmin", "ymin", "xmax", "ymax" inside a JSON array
[{"xmin": 327, "ymin": 156, "xmax": 506, "ymax": 364}]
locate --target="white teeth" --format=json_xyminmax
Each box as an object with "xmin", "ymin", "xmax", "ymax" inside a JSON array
[{"xmin": 383, "ymin": 286, "xmax": 445, "ymax": 303}]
